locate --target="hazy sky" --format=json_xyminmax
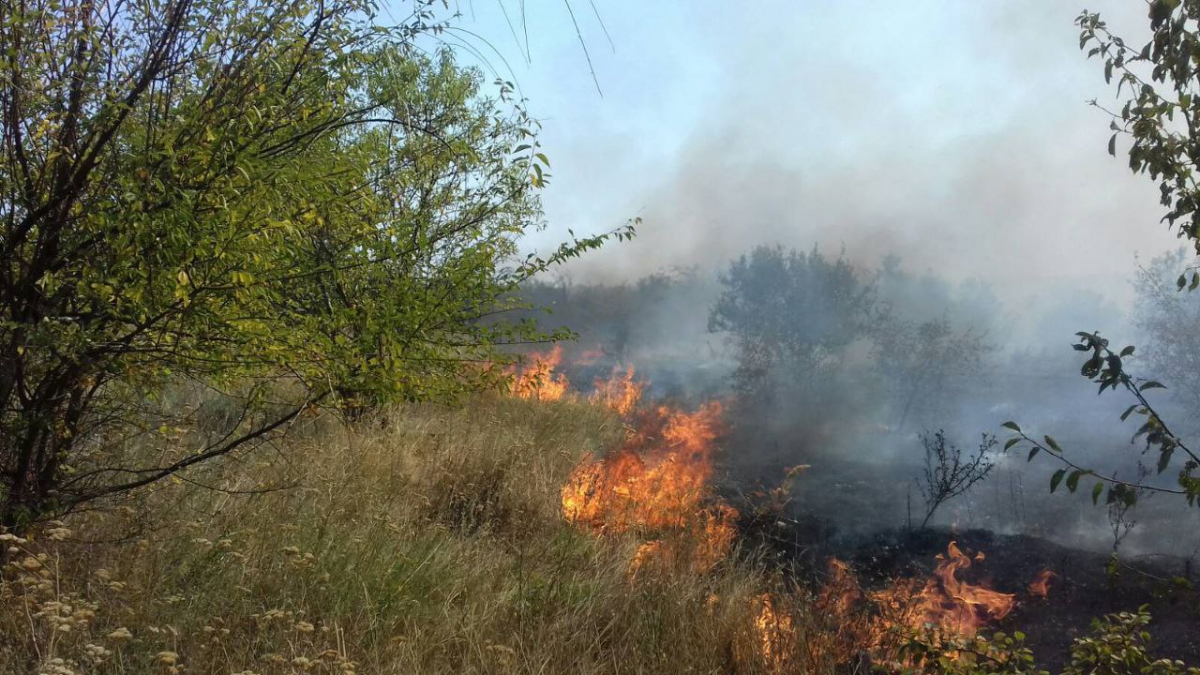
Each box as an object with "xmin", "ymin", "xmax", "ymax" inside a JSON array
[{"xmin": 450, "ymin": 1, "xmax": 1180, "ymax": 312}]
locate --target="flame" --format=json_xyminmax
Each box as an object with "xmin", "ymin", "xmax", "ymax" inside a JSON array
[
  {"xmin": 872, "ymin": 542, "xmax": 1015, "ymax": 639},
  {"xmin": 1028, "ymin": 569, "xmax": 1056, "ymax": 598},
  {"xmin": 510, "ymin": 346, "xmax": 570, "ymax": 401},
  {"xmin": 754, "ymin": 593, "xmax": 796, "ymax": 671},
  {"xmin": 560, "ymin": 401, "xmax": 739, "ymax": 573},
  {"xmin": 591, "ymin": 365, "xmax": 645, "ymax": 415},
  {"xmin": 818, "ymin": 558, "xmax": 862, "ymax": 618}
]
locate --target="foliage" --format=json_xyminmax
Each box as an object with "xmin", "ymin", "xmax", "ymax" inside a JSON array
[
  {"xmin": 896, "ymin": 629, "xmax": 1046, "ymax": 675},
  {"xmin": 877, "ymin": 316, "xmax": 989, "ymax": 432},
  {"xmin": 897, "ymin": 609, "xmax": 1198, "ymax": 675},
  {"xmin": 916, "ymin": 430, "xmax": 998, "ymax": 529},
  {"xmin": 1078, "ymin": 2, "xmax": 1200, "ymax": 255},
  {"xmin": 1131, "ymin": 250, "xmax": 1200, "ymax": 419},
  {"xmin": 1003, "ymin": 3, "xmax": 1200, "ymax": 514},
  {"xmin": 708, "ymin": 244, "xmax": 878, "ymax": 403},
  {"xmin": 0, "ymin": 0, "xmax": 631, "ymax": 527},
  {"xmin": 1002, "ymin": 332, "xmax": 1200, "ymax": 509},
  {"xmin": 1063, "ymin": 608, "xmax": 1200, "ymax": 675}
]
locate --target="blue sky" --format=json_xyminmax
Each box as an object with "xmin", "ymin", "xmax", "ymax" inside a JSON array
[{"xmin": 447, "ymin": 1, "xmax": 1179, "ymax": 313}]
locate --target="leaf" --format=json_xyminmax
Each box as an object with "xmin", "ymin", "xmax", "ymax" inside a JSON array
[
  {"xmin": 1044, "ymin": 435, "xmax": 1063, "ymax": 453},
  {"xmin": 1093, "ymin": 482, "xmax": 1104, "ymax": 505},
  {"xmin": 1027, "ymin": 447, "xmax": 1040, "ymax": 462},
  {"xmin": 1066, "ymin": 470, "xmax": 1085, "ymax": 492},
  {"xmin": 1051, "ymin": 469, "xmax": 1066, "ymax": 493},
  {"xmin": 1108, "ymin": 133, "xmax": 1117, "ymax": 156},
  {"xmin": 1004, "ymin": 437, "xmax": 1021, "ymax": 451},
  {"xmin": 1158, "ymin": 446, "xmax": 1175, "ymax": 473},
  {"xmin": 1120, "ymin": 404, "xmax": 1139, "ymax": 421},
  {"xmin": 1120, "ymin": 345, "xmax": 1135, "ymax": 357},
  {"xmin": 1140, "ymin": 381, "xmax": 1167, "ymax": 391},
  {"xmin": 1001, "ymin": 421, "xmax": 1022, "ymax": 433}
]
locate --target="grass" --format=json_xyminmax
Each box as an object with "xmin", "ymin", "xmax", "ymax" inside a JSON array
[{"xmin": 0, "ymin": 396, "xmax": 833, "ymax": 675}]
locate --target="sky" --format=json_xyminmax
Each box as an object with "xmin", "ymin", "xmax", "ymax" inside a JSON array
[{"xmin": 445, "ymin": 1, "xmax": 1181, "ymax": 316}]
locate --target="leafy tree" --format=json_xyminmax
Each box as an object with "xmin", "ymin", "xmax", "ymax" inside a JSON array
[
  {"xmin": 1131, "ymin": 250, "xmax": 1200, "ymax": 418},
  {"xmin": 1078, "ymin": 1, "xmax": 1200, "ymax": 254},
  {"xmin": 0, "ymin": 0, "xmax": 629, "ymax": 527},
  {"xmin": 1003, "ymin": 3, "xmax": 1200, "ymax": 511},
  {"xmin": 708, "ymin": 245, "xmax": 877, "ymax": 404},
  {"xmin": 878, "ymin": 317, "xmax": 988, "ymax": 432}
]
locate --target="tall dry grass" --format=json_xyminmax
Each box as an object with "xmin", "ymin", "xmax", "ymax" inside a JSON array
[{"xmin": 0, "ymin": 396, "xmax": 842, "ymax": 675}]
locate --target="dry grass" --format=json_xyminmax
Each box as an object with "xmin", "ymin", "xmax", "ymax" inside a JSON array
[{"xmin": 0, "ymin": 396, "xmax": 842, "ymax": 675}]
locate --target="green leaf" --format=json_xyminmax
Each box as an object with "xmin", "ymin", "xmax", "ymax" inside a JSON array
[
  {"xmin": 1044, "ymin": 435, "xmax": 1063, "ymax": 453},
  {"xmin": 1066, "ymin": 470, "xmax": 1085, "ymax": 492},
  {"xmin": 1051, "ymin": 469, "xmax": 1066, "ymax": 493},
  {"xmin": 1027, "ymin": 446, "xmax": 1040, "ymax": 462},
  {"xmin": 1120, "ymin": 404, "xmax": 1139, "ymax": 421},
  {"xmin": 1140, "ymin": 381, "xmax": 1167, "ymax": 391},
  {"xmin": 1004, "ymin": 437, "xmax": 1021, "ymax": 451},
  {"xmin": 1093, "ymin": 482, "xmax": 1104, "ymax": 505},
  {"xmin": 1001, "ymin": 421, "xmax": 1022, "ymax": 433}
]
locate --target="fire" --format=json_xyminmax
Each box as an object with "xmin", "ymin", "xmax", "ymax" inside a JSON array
[
  {"xmin": 754, "ymin": 593, "xmax": 796, "ymax": 671},
  {"xmin": 872, "ymin": 542, "xmax": 1015, "ymax": 639},
  {"xmin": 818, "ymin": 558, "xmax": 862, "ymax": 618},
  {"xmin": 561, "ymin": 401, "xmax": 726, "ymax": 531},
  {"xmin": 591, "ymin": 365, "xmax": 645, "ymax": 415},
  {"xmin": 510, "ymin": 346, "xmax": 570, "ymax": 401},
  {"xmin": 1028, "ymin": 569, "xmax": 1056, "ymax": 598},
  {"xmin": 560, "ymin": 401, "xmax": 739, "ymax": 573}
]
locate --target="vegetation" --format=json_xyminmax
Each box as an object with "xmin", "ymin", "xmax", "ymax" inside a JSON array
[
  {"xmin": 0, "ymin": 0, "xmax": 1196, "ymax": 672},
  {"xmin": 708, "ymin": 245, "xmax": 878, "ymax": 406},
  {"xmin": 0, "ymin": 397, "xmax": 829, "ymax": 675},
  {"xmin": 1003, "ymin": 1, "xmax": 1200, "ymax": 511},
  {"xmin": 915, "ymin": 430, "xmax": 997, "ymax": 529},
  {"xmin": 899, "ymin": 608, "xmax": 1199, "ymax": 675},
  {"xmin": 0, "ymin": 0, "xmax": 629, "ymax": 527}
]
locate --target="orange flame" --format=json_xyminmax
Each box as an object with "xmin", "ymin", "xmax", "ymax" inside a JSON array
[
  {"xmin": 754, "ymin": 593, "xmax": 797, "ymax": 671},
  {"xmin": 591, "ymin": 365, "xmax": 645, "ymax": 415},
  {"xmin": 872, "ymin": 542, "xmax": 1015, "ymax": 638},
  {"xmin": 510, "ymin": 346, "xmax": 570, "ymax": 401},
  {"xmin": 1028, "ymin": 569, "xmax": 1056, "ymax": 598},
  {"xmin": 560, "ymin": 401, "xmax": 739, "ymax": 573}
]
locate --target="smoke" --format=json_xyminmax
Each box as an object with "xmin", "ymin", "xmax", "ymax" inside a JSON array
[
  {"xmin": 480, "ymin": 2, "xmax": 1200, "ymax": 556},
  {"xmin": 521, "ymin": 0, "xmax": 1176, "ymax": 329}
]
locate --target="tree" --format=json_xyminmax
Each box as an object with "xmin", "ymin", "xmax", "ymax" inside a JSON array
[
  {"xmin": 708, "ymin": 245, "xmax": 877, "ymax": 404},
  {"xmin": 0, "ymin": 0, "xmax": 630, "ymax": 527},
  {"xmin": 1078, "ymin": 2, "xmax": 1200, "ymax": 255},
  {"xmin": 1131, "ymin": 250, "xmax": 1200, "ymax": 419},
  {"xmin": 1002, "ymin": 4, "xmax": 1200, "ymax": 511},
  {"xmin": 915, "ymin": 430, "xmax": 997, "ymax": 529},
  {"xmin": 877, "ymin": 317, "xmax": 988, "ymax": 432}
]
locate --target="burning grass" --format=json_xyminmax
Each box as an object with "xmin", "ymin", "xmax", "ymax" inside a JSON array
[
  {"xmin": 1, "ymin": 352, "xmax": 1176, "ymax": 674},
  {"xmin": 0, "ymin": 398, "xmax": 819, "ymax": 675}
]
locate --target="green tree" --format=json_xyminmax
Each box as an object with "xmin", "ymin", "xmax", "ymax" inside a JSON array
[
  {"xmin": 1002, "ymin": 3, "xmax": 1200, "ymax": 511},
  {"xmin": 0, "ymin": 0, "xmax": 629, "ymax": 527}
]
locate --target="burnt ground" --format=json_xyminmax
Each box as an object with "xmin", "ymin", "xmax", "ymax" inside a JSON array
[{"xmin": 739, "ymin": 519, "xmax": 1200, "ymax": 671}]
